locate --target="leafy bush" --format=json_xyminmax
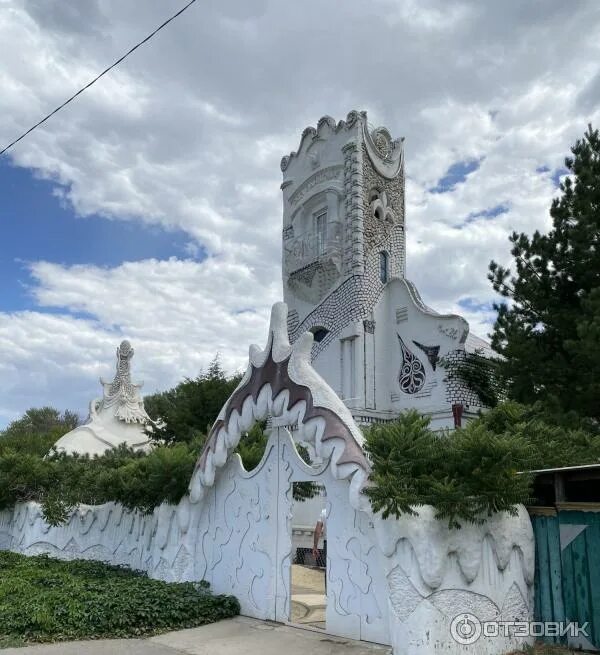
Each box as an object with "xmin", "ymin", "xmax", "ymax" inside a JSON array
[
  {"xmin": 0, "ymin": 552, "xmax": 239, "ymax": 644},
  {"xmin": 144, "ymin": 357, "xmax": 241, "ymax": 444},
  {"xmin": 363, "ymin": 404, "xmax": 600, "ymax": 528},
  {"xmin": 0, "ymin": 442, "xmax": 200, "ymax": 525}
]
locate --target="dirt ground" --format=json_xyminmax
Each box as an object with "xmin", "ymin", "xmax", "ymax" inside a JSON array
[
  {"xmin": 290, "ymin": 564, "xmax": 326, "ymax": 628},
  {"xmin": 291, "ymin": 563, "xmax": 325, "ymax": 594}
]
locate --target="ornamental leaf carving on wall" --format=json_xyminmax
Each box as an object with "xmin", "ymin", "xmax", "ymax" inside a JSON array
[{"xmin": 397, "ymin": 334, "xmax": 426, "ymax": 394}]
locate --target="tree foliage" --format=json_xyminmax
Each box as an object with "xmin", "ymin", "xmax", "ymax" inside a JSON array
[
  {"xmin": 0, "ymin": 407, "xmax": 79, "ymax": 456},
  {"xmin": 144, "ymin": 356, "xmax": 241, "ymax": 444},
  {"xmin": 363, "ymin": 405, "xmax": 600, "ymax": 529},
  {"xmin": 488, "ymin": 125, "xmax": 600, "ymax": 419},
  {"xmin": 0, "ymin": 442, "xmax": 200, "ymax": 526}
]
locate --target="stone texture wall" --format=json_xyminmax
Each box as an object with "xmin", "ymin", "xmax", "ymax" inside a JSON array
[{"xmin": 443, "ymin": 349, "xmax": 486, "ymax": 409}]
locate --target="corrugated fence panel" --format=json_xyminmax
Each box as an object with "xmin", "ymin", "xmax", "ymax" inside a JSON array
[
  {"xmin": 531, "ymin": 514, "xmax": 566, "ymax": 645},
  {"xmin": 587, "ymin": 513, "xmax": 600, "ymax": 647},
  {"xmin": 558, "ymin": 510, "xmax": 600, "ymax": 650}
]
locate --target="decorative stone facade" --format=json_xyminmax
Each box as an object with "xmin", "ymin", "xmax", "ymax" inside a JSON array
[
  {"xmin": 443, "ymin": 349, "xmax": 486, "ymax": 409},
  {"xmin": 1, "ymin": 303, "xmax": 534, "ymax": 655},
  {"xmin": 281, "ymin": 111, "xmax": 490, "ymax": 429},
  {"xmin": 52, "ymin": 340, "xmax": 154, "ymax": 456}
]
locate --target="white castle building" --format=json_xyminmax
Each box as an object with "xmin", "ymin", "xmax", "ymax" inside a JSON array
[{"xmin": 281, "ymin": 111, "xmax": 491, "ymax": 430}]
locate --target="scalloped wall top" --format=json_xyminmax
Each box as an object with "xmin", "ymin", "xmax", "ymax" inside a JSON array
[{"xmin": 280, "ymin": 110, "xmax": 404, "ymax": 175}]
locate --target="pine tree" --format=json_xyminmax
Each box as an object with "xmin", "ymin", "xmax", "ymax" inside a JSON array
[
  {"xmin": 144, "ymin": 356, "xmax": 241, "ymax": 443},
  {"xmin": 488, "ymin": 125, "xmax": 600, "ymax": 420}
]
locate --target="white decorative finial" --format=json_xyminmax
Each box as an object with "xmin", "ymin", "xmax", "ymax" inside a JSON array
[
  {"xmin": 98, "ymin": 340, "xmax": 151, "ymax": 424},
  {"xmin": 51, "ymin": 340, "xmax": 154, "ymax": 457}
]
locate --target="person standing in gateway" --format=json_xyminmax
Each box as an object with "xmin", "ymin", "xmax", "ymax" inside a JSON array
[{"xmin": 312, "ymin": 506, "xmax": 327, "ymax": 593}]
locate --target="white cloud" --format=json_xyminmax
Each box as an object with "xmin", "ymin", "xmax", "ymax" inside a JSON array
[
  {"xmin": 0, "ymin": 0, "xmax": 599, "ymax": 422},
  {"xmin": 0, "ymin": 256, "xmax": 279, "ymax": 425}
]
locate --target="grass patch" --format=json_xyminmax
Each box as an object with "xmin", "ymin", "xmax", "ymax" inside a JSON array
[
  {"xmin": 511, "ymin": 644, "xmax": 578, "ymax": 655},
  {"xmin": 0, "ymin": 551, "xmax": 240, "ymax": 644}
]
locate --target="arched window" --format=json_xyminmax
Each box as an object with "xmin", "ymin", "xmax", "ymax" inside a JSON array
[
  {"xmin": 379, "ymin": 251, "xmax": 389, "ymax": 283},
  {"xmin": 310, "ymin": 326, "xmax": 329, "ymax": 343}
]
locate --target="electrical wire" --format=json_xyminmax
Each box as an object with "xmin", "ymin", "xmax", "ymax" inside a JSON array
[{"xmin": 0, "ymin": 0, "xmax": 198, "ymax": 156}]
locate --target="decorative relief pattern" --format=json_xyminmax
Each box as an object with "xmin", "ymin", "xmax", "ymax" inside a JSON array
[
  {"xmin": 412, "ymin": 341, "xmax": 440, "ymax": 370},
  {"xmin": 396, "ymin": 307, "xmax": 408, "ymax": 323},
  {"xmin": 363, "ymin": 320, "xmax": 376, "ymax": 334},
  {"xmin": 1, "ymin": 501, "xmax": 195, "ymax": 584},
  {"xmin": 99, "ymin": 340, "xmax": 151, "ymax": 424},
  {"xmin": 288, "ymin": 165, "xmax": 343, "ymax": 206},
  {"xmin": 361, "ymin": 143, "xmax": 404, "ymax": 274},
  {"xmin": 342, "ymin": 140, "xmax": 364, "ymax": 278},
  {"xmin": 438, "ymin": 324, "xmax": 460, "ymax": 340},
  {"xmin": 281, "ymin": 111, "xmax": 364, "ymax": 172},
  {"xmin": 397, "ymin": 335, "xmax": 426, "ymax": 394},
  {"xmin": 373, "ymin": 129, "xmax": 393, "ymax": 159}
]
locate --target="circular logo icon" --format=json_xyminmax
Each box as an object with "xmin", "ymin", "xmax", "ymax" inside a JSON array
[{"xmin": 450, "ymin": 613, "xmax": 482, "ymax": 645}]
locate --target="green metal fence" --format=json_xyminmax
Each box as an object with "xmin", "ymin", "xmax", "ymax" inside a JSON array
[{"xmin": 532, "ymin": 509, "xmax": 600, "ymax": 651}]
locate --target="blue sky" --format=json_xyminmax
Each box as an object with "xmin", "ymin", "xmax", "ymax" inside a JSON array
[
  {"xmin": 0, "ymin": 160, "xmax": 200, "ymax": 313},
  {"xmin": 429, "ymin": 158, "xmax": 482, "ymax": 194},
  {"xmin": 0, "ymin": 0, "xmax": 598, "ymax": 427}
]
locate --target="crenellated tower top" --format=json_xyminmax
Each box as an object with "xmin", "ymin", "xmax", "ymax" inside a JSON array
[{"xmin": 281, "ymin": 111, "xmax": 406, "ymax": 348}]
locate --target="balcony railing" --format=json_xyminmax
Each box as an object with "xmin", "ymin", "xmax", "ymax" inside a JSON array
[{"xmin": 284, "ymin": 222, "xmax": 342, "ymax": 273}]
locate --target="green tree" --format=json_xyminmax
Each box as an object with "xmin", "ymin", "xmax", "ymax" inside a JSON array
[
  {"xmin": 488, "ymin": 125, "xmax": 600, "ymax": 419},
  {"xmin": 362, "ymin": 410, "xmax": 535, "ymax": 529},
  {"xmin": 0, "ymin": 407, "xmax": 79, "ymax": 456},
  {"xmin": 1, "ymin": 407, "xmax": 79, "ymax": 439},
  {"xmin": 144, "ymin": 356, "xmax": 241, "ymax": 444}
]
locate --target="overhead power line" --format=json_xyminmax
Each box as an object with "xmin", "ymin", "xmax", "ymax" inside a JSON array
[{"xmin": 0, "ymin": 0, "xmax": 198, "ymax": 156}]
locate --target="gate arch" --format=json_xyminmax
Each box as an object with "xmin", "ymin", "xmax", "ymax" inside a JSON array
[
  {"xmin": 189, "ymin": 302, "xmax": 371, "ymax": 510},
  {"xmin": 187, "ymin": 302, "xmax": 388, "ymax": 642},
  {"xmin": 186, "ymin": 302, "xmax": 535, "ymax": 653}
]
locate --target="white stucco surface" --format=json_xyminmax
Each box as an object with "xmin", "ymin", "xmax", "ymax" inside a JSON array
[
  {"xmin": 0, "ymin": 302, "xmax": 534, "ymax": 655},
  {"xmin": 281, "ymin": 111, "xmax": 491, "ymax": 430},
  {"xmin": 52, "ymin": 340, "xmax": 153, "ymax": 456}
]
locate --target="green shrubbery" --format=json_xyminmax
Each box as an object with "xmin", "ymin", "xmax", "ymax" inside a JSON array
[
  {"xmin": 2, "ymin": 333, "xmax": 599, "ymax": 531},
  {"xmin": 0, "ymin": 359, "xmax": 316, "ymax": 524},
  {"xmin": 0, "ymin": 551, "xmax": 239, "ymax": 645},
  {"xmin": 363, "ymin": 403, "xmax": 600, "ymax": 528},
  {"xmin": 144, "ymin": 357, "xmax": 242, "ymax": 443},
  {"xmin": 0, "ymin": 439, "xmax": 201, "ymax": 525},
  {"xmin": 2, "ymin": 396, "xmax": 600, "ymax": 530}
]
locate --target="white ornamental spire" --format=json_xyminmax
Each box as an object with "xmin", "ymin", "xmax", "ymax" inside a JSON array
[{"xmin": 52, "ymin": 340, "xmax": 154, "ymax": 457}]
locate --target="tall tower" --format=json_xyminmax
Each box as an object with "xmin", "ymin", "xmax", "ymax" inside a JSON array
[
  {"xmin": 280, "ymin": 111, "xmax": 483, "ymax": 429},
  {"xmin": 281, "ymin": 111, "xmax": 405, "ymax": 346}
]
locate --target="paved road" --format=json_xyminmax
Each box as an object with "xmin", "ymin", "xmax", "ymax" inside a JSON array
[{"xmin": 1, "ymin": 616, "xmax": 391, "ymax": 655}]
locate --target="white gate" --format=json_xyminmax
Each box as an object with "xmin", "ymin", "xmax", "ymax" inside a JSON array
[
  {"xmin": 194, "ymin": 424, "xmax": 390, "ymax": 644},
  {"xmin": 275, "ymin": 427, "xmax": 390, "ymax": 643}
]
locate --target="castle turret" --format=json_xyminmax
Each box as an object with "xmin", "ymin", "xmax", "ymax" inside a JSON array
[
  {"xmin": 281, "ymin": 111, "xmax": 485, "ymax": 429},
  {"xmin": 281, "ymin": 111, "xmax": 405, "ymax": 344}
]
